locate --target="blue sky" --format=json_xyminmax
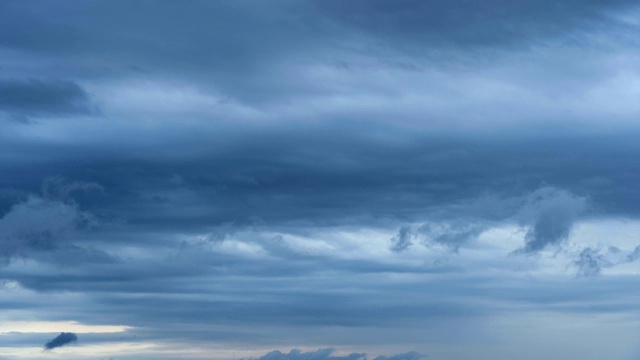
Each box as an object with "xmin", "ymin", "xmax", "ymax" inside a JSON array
[{"xmin": 1, "ymin": 1, "xmax": 640, "ymax": 359}]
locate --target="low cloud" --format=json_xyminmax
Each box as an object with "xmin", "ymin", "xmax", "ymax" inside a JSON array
[
  {"xmin": 568, "ymin": 245, "xmax": 640, "ymax": 277},
  {"xmin": 251, "ymin": 348, "xmax": 422, "ymax": 360},
  {"xmin": 0, "ymin": 195, "xmax": 93, "ymax": 262},
  {"xmin": 43, "ymin": 332, "xmax": 78, "ymax": 350},
  {"xmin": 390, "ymin": 221, "xmax": 484, "ymax": 253},
  {"xmin": 627, "ymin": 245, "xmax": 640, "ymax": 262},
  {"xmin": 390, "ymin": 225, "xmax": 413, "ymax": 252},
  {"xmin": 574, "ymin": 247, "xmax": 609, "ymax": 277},
  {"xmin": 0, "ymin": 79, "xmax": 97, "ymax": 120},
  {"xmin": 518, "ymin": 187, "xmax": 588, "ymax": 253},
  {"xmin": 41, "ymin": 176, "xmax": 104, "ymax": 201},
  {"xmin": 0, "ymin": 177, "xmax": 101, "ymax": 262},
  {"xmin": 416, "ymin": 222, "xmax": 484, "ymax": 252},
  {"xmin": 373, "ymin": 352, "xmax": 423, "ymax": 360}
]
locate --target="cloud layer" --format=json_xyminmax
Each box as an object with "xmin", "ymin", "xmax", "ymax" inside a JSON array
[{"xmin": 1, "ymin": 1, "xmax": 640, "ymax": 360}]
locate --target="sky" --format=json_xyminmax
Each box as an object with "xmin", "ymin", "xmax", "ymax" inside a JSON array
[{"xmin": 1, "ymin": 0, "xmax": 640, "ymax": 359}]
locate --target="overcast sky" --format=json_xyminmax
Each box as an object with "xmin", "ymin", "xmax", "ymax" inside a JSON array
[{"xmin": 1, "ymin": 1, "xmax": 640, "ymax": 359}]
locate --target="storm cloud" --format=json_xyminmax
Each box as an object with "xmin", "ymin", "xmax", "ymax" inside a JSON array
[{"xmin": 1, "ymin": 1, "xmax": 640, "ymax": 360}]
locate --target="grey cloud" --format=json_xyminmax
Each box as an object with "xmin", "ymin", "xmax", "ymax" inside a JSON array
[
  {"xmin": 0, "ymin": 196, "xmax": 83, "ymax": 260},
  {"xmin": 0, "ymin": 1, "xmax": 331, "ymax": 105},
  {"xmin": 314, "ymin": 0, "xmax": 638, "ymax": 51},
  {"xmin": 574, "ymin": 248, "xmax": 609, "ymax": 277},
  {"xmin": 627, "ymin": 245, "xmax": 640, "ymax": 262},
  {"xmin": 2, "ymin": 2, "xmax": 640, "ymax": 358},
  {"xmin": 567, "ymin": 246, "xmax": 640, "ymax": 277},
  {"xmin": 255, "ymin": 349, "xmax": 365, "ymax": 360},
  {"xmin": 252, "ymin": 348, "xmax": 422, "ymax": 360},
  {"xmin": 43, "ymin": 332, "xmax": 78, "ymax": 350},
  {"xmin": 0, "ymin": 79, "xmax": 96, "ymax": 119},
  {"xmin": 389, "ymin": 187, "xmax": 588, "ymax": 255},
  {"xmin": 41, "ymin": 176, "xmax": 104, "ymax": 201},
  {"xmin": 390, "ymin": 221, "xmax": 484, "ymax": 253},
  {"xmin": 518, "ymin": 187, "xmax": 588, "ymax": 253},
  {"xmin": 0, "ymin": 177, "xmax": 99, "ymax": 262},
  {"xmin": 390, "ymin": 225, "xmax": 413, "ymax": 252},
  {"xmin": 416, "ymin": 222, "xmax": 484, "ymax": 252},
  {"xmin": 373, "ymin": 352, "xmax": 423, "ymax": 360}
]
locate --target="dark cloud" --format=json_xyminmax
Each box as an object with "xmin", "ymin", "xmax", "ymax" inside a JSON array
[
  {"xmin": 518, "ymin": 187, "xmax": 588, "ymax": 253},
  {"xmin": 0, "ymin": 79, "xmax": 96, "ymax": 119},
  {"xmin": 7, "ymin": 130, "xmax": 639, "ymax": 232},
  {"xmin": 390, "ymin": 225, "xmax": 413, "ymax": 252},
  {"xmin": 627, "ymin": 245, "xmax": 640, "ymax": 262},
  {"xmin": 0, "ymin": 195, "xmax": 90, "ymax": 261},
  {"xmin": 43, "ymin": 332, "xmax": 78, "ymax": 350},
  {"xmin": 314, "ymin": 0, "xmax": 637, "ymax": 50},
  {"xmin": 1, "ymin": 1, "xmax": 640, "ymax": 359},
  {"xmin": 574, "ymin": 248, "xmax": 608, "ymax": 277},
  {"xmin": 0, "ymin": 177, "xmax": 102, "ymax": 265}
]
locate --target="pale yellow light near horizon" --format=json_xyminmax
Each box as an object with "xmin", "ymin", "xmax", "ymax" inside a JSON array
[{"xmin": 0, "ymin": 320, "xmax": 130, "ymax": 334}]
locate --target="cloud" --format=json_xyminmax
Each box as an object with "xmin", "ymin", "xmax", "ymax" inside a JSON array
[
  {"xmin": 0, "ymin": 79, "xmax": 96, "ymax": 120},
  {"xmin": 574, "ymin": 247, "xmax": 609, "ymax": 277},
  {"xmin": 2, "ymin": 2, "xmax": 640, "ymax": 359},
  {"xmin": 568, "ymin": 245, "xmax": 640, "ymax": 277},
  {"xmin": 251, "ymin": 348, "xmax": 422, "ymax": 360},
  {"xmin": 390, "ymin": 221, "xmax": 484, "ymax": 253},
  {"xmin": 390, "ymin": 225, "xmax": 413, "ymax": 252},
  {"xmin": 43, "ymin": 332, "xmax": 78, "ymax": 350},
  {"xmin": 314, "ymin": 0, "xmax": 637, "ymax": 50},
  {"xmin": 0, "ymin": 194, "xmax": 93, "ymax": 262},
  {"xmin": 41, "ymin": 176, "xmax": 104, "ymax": 201},
  {"xmin": 518, "ymin": 187, "xmax": 588, "ymax": 253},
  {"xmin": 627, "ymin": 245, "xmax": 640, "ymax": 262},
  {"xmin": 372, "ymin": 352, "xmax": 423, "ymax": 360},
  {"xmin": 256, "ymin": 349, "xmax": 365, "ymax": 360},
  {"xmin": 0, "ymin": 197, "xmax": 78, "ymax": 256},
  {"xmin": 416, "ymin": 222, "xmax": 484, "ymax": 252}
]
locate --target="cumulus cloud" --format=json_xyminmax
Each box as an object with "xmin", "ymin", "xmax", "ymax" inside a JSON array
[
  {"xmin": 518, "ymin": 187, "xmax": 588, "ymax": 253},
  {"xmin": 251, "ymin": 348, "xmax": 422, "ymax": 360},
  {"xmin": 43, "ymin": 332, "xmax": 78, "ymax": 350}
]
